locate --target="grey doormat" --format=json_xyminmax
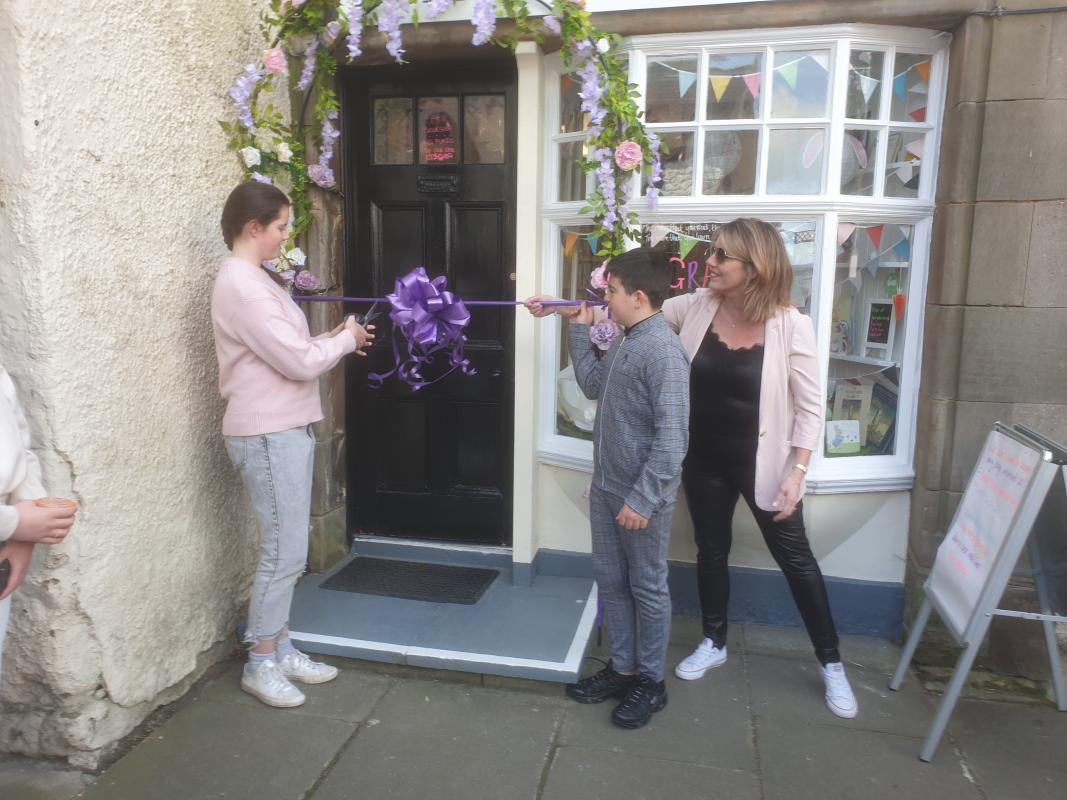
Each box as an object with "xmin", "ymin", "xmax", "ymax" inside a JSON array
[{"xmin": 319, "ymin": 557, "xmax": 498, "ymax": 605}]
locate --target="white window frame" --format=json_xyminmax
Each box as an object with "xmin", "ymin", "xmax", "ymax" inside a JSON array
[{"xmin": 536, "ymin": 24, "xmax": 950, "ymax": 494}]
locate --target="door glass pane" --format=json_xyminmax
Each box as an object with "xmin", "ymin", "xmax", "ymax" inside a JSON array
[
  {"xmin": 702, "ymin": 129, "xmax": 758, "ymax": 195},
  {"xmin": 464, "ymin": 95, "xmax": 505, "ymax": 164},
  {"xmin": 885, "ymin": 129, "xmax": 924, "ymax": 197},
  {"xmin": 706, "ymin": 52, "xmax": 762, "ymax": 120},
  {"xmin": 771, "ymin": 49, "xmax": 830, "ymax": 118},
  {"xmin": 847, "ymin": 50, "xmax": 884, "ymax": 120},
  {"xmin": 560, "ymin": 74, "xmax": 587, "ymax": 132},
  {"xmin": 558, "ymin": 140, "xmax": 589, "ymax": 202},
  {"xmin": 555, "ymin": 224, "xmax": 600, "ymax": 440},
  {"xmin": 890, "ymin": 53, "xmax": 932, "ymax": 122},
  {"xmin": 373, "ymin": 97, "xmax": 413, "ymax": 165},
  {"xmin": 419, "ymin": 97, "xmax": 460, "ymax": 164},
  {"xmin": 642, "ymin": 131, "xmax": 694, "ymax": 196},
  {"xmin": 842, "ymin": 129, "xmax": 878, "ymax": 196},
  {"xmin": 646, "ymin": 56, "xmax": 699, "ymax": 122},
  {"xmin": 825, "ymin": 222, "xmax": 912, "ymax": 457},
  {"xmin": 766, "ymin": 128, "xmax": 825, "ymax": 194}
]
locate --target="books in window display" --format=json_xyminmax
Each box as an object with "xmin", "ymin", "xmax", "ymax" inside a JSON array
[
  {"xmin": 866, "ymin": 382, "xmax": 898, "ymax": 454},
  {"xmin": 831, "ymin": 381, "xmax": 873, "ymax": 445}
]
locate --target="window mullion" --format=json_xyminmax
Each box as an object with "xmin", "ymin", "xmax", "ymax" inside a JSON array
[{"xmin": 825, "ymin": 40, "xmax": 849, "ymax": 198}]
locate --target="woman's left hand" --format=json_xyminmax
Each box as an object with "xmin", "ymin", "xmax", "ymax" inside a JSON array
[
  {"xmin": 0, "ymin": 541, "xmax": 35, "ymax": 601},
  {"xmin": 772, "ymin": 471, "xmax": 803, "ymax": 521}
]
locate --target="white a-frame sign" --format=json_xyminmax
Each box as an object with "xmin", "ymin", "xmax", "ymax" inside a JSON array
[{"xmin": 891, "ymin": 423, "xmax": 1067, "ymax": 762}]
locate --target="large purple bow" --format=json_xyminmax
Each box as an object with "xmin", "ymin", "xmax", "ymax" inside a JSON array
[{"xmin": 368, "ymin": 267, "xmax": 475, "ymax": 391}]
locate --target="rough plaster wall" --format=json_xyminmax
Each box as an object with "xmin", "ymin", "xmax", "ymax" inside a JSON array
[{"xmin": 0, "ymin": 0, "xmax": 269, "ymax": 767}]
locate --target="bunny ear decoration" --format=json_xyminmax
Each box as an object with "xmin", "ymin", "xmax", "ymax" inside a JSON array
[
  {"xmin": 846, "ymin": 134, "xmax": 869, "ymax": 170},
  {"xmin": 802, "ymin": 130, "xmax": 824, "ymax": 170}
]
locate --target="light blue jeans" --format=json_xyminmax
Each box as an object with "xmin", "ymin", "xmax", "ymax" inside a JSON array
[
  {"xmin": 0, "ymin": 594, "xmax": 10, "ymax": 675},
  {"xmin": 225, "ymin": 425, "xmax": 315, "ymax": 646}
]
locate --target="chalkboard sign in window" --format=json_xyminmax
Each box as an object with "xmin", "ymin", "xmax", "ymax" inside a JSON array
[{"xmin": 864, "ymin": 300, "xmax": 895, "ymax": 352}]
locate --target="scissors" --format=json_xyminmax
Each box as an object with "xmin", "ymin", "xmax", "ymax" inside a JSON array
[{"xmin": 353, "ymin": 302, "xmax": 382, "ymax": 328}]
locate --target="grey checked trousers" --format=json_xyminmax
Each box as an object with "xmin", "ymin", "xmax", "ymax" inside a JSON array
[{"xmin": 589, "ymin": 485, "xmax": 674, "ymax": 682}]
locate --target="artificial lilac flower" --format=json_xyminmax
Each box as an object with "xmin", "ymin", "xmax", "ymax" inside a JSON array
[
  {"xmin": 471, "ymin": 0, "xmax": 496, "ymax": 46},
  {"xmin": 424, "ymin": 0, "xmax": 454, "ymax": 20},
  {"xmin": 322, "ymin": 20, "xmax": 343, "ymax": 47},
  {"xmin": 377, "ymin": 0, "xmax": 409, "ymax": 62},
  {"xmin": 576, "ymin": 57, "xmax": 606, "ymax": 128},
  {"xmin": 543, "ymin": 14, "xmax": 561, "ymax": 36},
  {"xmin": 319, "ymin": 111, "xmax": 340, "ymax": 167},
  {"xmin": 228, "ymin": 64, "xmax": 265, "ymax": 133},
  {"xmin": 308, "ymin": 163, "xmax": 336, "ymax": 187},
  {"xmin": 646, "ymin": 131, "xmax": 663, "ymax": 209},
  {"xmin": 297, "ymin": 40, "xmax": 318, "ymax": 91},
  {"xmin": 251, "ymin": 171, "xmax": 273, "ymax": 184},
  {"xmin": 278, "ymin": 270, "xmax": 296, "ymax": 285},
  {"xmin": 339, "ymin": 0, "xmax": 364, "ymax": 58},
  {"xmin": 589, "ymin": 319, "xmax": 622, "ymax": 351},
  {"xmin": 294, "ymin": 270, "xmax": 321, "ymax": 292}
]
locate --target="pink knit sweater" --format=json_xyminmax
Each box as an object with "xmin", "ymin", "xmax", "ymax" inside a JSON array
[{"xmin": 211, "ymin": 257, "xmax": 356, "ymax": 436}]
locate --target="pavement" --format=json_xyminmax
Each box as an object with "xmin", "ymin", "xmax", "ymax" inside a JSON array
[{"xmin": 2, "ymin": 617, "xmax": 1066, "ymax": 800}]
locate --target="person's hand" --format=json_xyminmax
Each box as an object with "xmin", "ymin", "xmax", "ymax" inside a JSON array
[
  {"xmin": 344, "ymin": 316, "xmax": 376, "ymax": 356},
  {"xmin": 0, "ymin": 540, "xmax": 35, "ymax": 600},
  {"xmin": 328, "ymin": 320, "xmax": 345, "ymax": 337},
  {"xmin": 772, "ymin": 470, "xmax": 803, "ymax": 521},
  {"xmin": 570, "ymin": 301, "xmax": 594, "ymax": 326},
  {"xmin": 12, "ymin": 500, "xmax": 75, "ymax": 545},
  {"xmin": 523, "ymin": 295, "xmax": 561, "ymax": 318},
  {"xmin": 616, "ymin": 504, "xmax": 649, "ymax": 531}
]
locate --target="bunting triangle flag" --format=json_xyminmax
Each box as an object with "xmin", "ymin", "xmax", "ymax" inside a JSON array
[
  {"xmin": 587, "ymin": 233, "xmax": 601, "ymax": 255},
  {"xmin": 909, "ymin": 107, "xmax": 926, "ymax": 122},
  {"xmin": 857, "ymin": 73, "xmax": 879, "ymax": 104},
  {"xmin": 866, "ymin": 224, "xmax": 884, "ymax": 250},
  {"xmin": 678, "ymin": 236, "xmax": 698, "ymax": 261},
  {"xmin": 895, "ymin": 163, "xmax": 915, "ymax": 185},
  {"xmin": 866, "ymin": 255, "xmax": 881, "ymax": 276},
  {"xmin": 710, "ymin": 75, "xmax": 732, "ymax": 103},
  {"xmin": 564, "ymin": 232, "xmax": 579, "ymax": 256},
  {"xmin": 916, "ymin": 61, "xmax": 931, "ymax": 83},
  {"xmin": 778, "ymin": 60, "xmax": 799, "ymax": 89},
  {"xmin": 837, "ymin": 222, "xmax": 856, "ymax": 248},
  {"xmin": 743, "ymin": 72, "xmax": 762, "ymax": 99},
  {"xmin": 809, "ymin": 53, "xmax": 829, "ymax": 72},
  {"xmin": 649, "ymin": 225, "xmax": 669, "ymax": 247},
  {"xmin": 905, "ymin": 139, "xmax": 925, "ymax": 159},
  {"xmin": 893, "ymin": 73, "xmax": 907, "ymax": 100},
  {"xmin": 894, "ymin": 238, "xmax": 912, "ymax": 261},
  {"xmin": 849, "ymin": 274, "xmax": 863, "ymax": 290},
  {"xmin": 678, "ymin": 69, "xmax": 696, "ymax": 98}
]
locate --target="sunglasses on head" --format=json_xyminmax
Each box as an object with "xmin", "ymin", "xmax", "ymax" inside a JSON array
[{"xmin": 708, "ymin": 246, "xmax": 748, "ymax": 264}]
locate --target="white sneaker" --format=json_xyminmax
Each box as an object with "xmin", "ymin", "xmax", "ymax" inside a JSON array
[
  {"xmin": 821, "ymin": 662, "xmax": 858, "ymax": 718},
  {"xmin": 674, "ymin": 638, "xmax": 728, "ymax": 680},
  {"xmin": 279, "ymin": 649, "xmax": 339, "ymax": 685},
  {"xmin": 241, "ymin": 660, "xmax": 306, "ymax": 708}
]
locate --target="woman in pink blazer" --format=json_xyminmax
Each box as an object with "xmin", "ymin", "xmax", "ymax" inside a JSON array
[{"xmin": 666, "ymin": 218, "xmax": 857, "ymax": 719}]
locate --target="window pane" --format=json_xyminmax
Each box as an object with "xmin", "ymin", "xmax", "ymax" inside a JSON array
[
  {"xmin": 825, "ymin": 222, "xmax": 913, "ymax": 457},
  {"xmin": 555, "ymin": 224, "xmax": 600, "ymax": 440},
  {"xmin": 463, "ymin": 95, "xmax": 505, "ymax": 164},
  {"xmin": 766, "ymin": 128, "xmax": 825, "ymax": 194},
  {"xmin": 842, "ymin": 129, "xmax": 878, "ymax": 196},
  {"xmin": 559, "ymin": 74, "xmax": 587, "ymax": 133},
  {"xmin": 706, "ymin": 52, "xmax": 762, "ymax": 120},
  {"xmin": 558, "ymin": 140, "xmax": 589, "ymax": 202},
  {"xmin": 373, "ymin": 98, "xmax": 413, "ymax": 165},
  {"xmin": 885, "ymin": 130, "xmax": 924, "ymax": 197},
  {"xmin": 703, "ymin": 130, "xmax": 758, "ymax": 195},
  {"xmin": 646, "ymin": 56, "xmax": 699, "ymax": 123},
  {"xmin": 642, "ymin": 131, "xmax": 694, "ymax": 196},
  {"xmin": 890, "ymin": 53, "xmax": 931, "ymax": 122},
  {"xmin": 771, "ymin": 49, "xmax": 830, "ymax": 118},
  {"xmin": 418, "ymin": 97, "xmax": 459, "ymax": 164},
  {"xmin": 846, "ymin": 50, "xmax": 884, "ymax": 120}
]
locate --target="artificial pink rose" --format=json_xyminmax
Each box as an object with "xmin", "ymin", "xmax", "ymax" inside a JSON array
[
  {"xmin": 262, "ymin": 46, "xmax": 287, "ymax": 75},
  {"xmin": 614, "ymin": 140, "xmax": 642, "ymax": 172},
  {"xmin": 589, "ymin": 261, "xmax": 609, "ymax": 290}
]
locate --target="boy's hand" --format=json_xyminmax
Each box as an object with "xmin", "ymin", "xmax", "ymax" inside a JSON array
[
  {"xmin": 569, "ymin": 301, "xmax": 594, "ymax": 326},
  {"xmin": 616, "ymin": 504, "xmax": 648, "ymax": 531},
  {"xmin": 0, "ymin": 541, "xmax": 34, "ymax": 600},
  {"xmin": 12, "ymin": 500, "xmax": 75, "ymax": 545}
]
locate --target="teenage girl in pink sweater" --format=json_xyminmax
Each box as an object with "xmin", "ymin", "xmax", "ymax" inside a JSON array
[{"xmin": 212, "ymin": 181, "xmax": 372, "ymax": 708}]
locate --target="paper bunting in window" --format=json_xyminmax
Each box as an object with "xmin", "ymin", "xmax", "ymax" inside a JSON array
[
  {"xmin": 587, "ymin": 232, "xmax": 601, "ymax": 255},
  {"xmin": 810, "ymin": 53, "xmax": 829, "ymax": 72},
  {"xmin": 893, "ymin": 73, "xmax": 908, "ymax": 100},
  {"xmin": 564, "ymin": 232, "xmax": 579, "ymax": 256},
  {"xmin": 678, "ymin": 235, "xmax": 698, "ymax": 261},
  {"xmin": 856, "ymin": 72, "xmax": 879, "ymax": 104},
  {"xmin": 710, "ymin": 75, "xmax": 732, "ymax": 103},
  {"xmin": 916, "ymin": 61, "xmax": 931, "ymax": 83},
  {"xmin": 905, "ymin": 139, "xmax": 924, "ymax": 160},
  {"xmin": 367, "ymin": 267, "xmax": 475, "ymax": 392},
  {"xmin": 837, "ymin": 222, "xmax": 856, "ymax": 248},
  {"xmin": 866, "ymin": 224, "xmax": 884, "ymax": 250},
  {"xmin": 908, "ymin": 108, "xmax": 926, "ymax": 122},
  {"xmin": 677, "ymin": 69, "xmax": 697, "ymax": 98},
  {"xmin": 778, "ymin": 60, "xmax": 799, "ymax": 89},
  {"xmin": 649, "ymin": 224, "xmax": 669, "ymax": 247},
  {"xmin": 743, "ymin": 73, "xmax": 762, "ymax": 100},
  {"xmin": 893, "ymin": 238, "xmax": 911, "ymax": 261}
]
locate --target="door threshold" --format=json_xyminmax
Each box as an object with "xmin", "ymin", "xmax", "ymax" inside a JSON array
[{"xmin": 349, "ymin": 535, "xmax": 514, "ymax": 570}]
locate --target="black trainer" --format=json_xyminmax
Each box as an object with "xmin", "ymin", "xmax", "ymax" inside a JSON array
[
  {"xmin": 611, "ymin": 674, "xmax": 668, "ymax": 729},
  {"xmin": 565, "ymin": 662, "xmax": 637, "ymax": 704}
]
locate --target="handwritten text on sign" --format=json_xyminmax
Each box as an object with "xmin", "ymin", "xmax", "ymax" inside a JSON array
[{"xmin": 928, "ymin": 430, "xmax": 1041, "ymax": 639}]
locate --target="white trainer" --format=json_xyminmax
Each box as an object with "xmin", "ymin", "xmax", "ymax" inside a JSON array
[
  {"xmin": 241, "ymin": 660, "xmax": 306, "ymax": 708},
  {"xmin": 821, "ymin": 662, "xmax": 858, "ymax": 718},
  {"xmin": 674, "ymin": 638, "xmax": 728, "ymax": 680},
  {"xmin": 279, "ymin": 649, "xmax": 339, "ymax": 685}
]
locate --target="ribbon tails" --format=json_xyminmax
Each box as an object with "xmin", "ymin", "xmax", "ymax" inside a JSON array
[{"xmin": 368, "ymin": 267, "xmax": 476, "ymax": 391}]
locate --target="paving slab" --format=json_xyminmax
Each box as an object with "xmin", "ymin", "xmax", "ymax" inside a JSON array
[
  {"xmin": 79, "ymin": 698, "xmax": 356, "ymax": 800},
  {"xmin": 0, "ymin": 754, "xmax": 92, "ymax": 800},
  {"xmin": 746, "ymin": 652, "xmax": 936, "ymax": 737},
  {"xmin": 310, "ymin": 678, "xmax": 565, "ymax": 800},
  {"xmin": 948, "ymin": 697, "xmax": 1067, "ymax": 800},
  {"xmin": 195, "ymin": 660, "xmax": 394, "ymax": 724},
  {"xmin": 759, "ymin": 723, "xmax": 982, "ymax": 800},
  {"xmin": 542, "ymin": 746, "xmax": 760, "ymax": 800},
  {"xmin": 559, "ymin": 642, "xmax": 756, "ymax": 773},
  {"xmin": 741, "ymin": 624, "xmax": 904, "ymax": 673}
]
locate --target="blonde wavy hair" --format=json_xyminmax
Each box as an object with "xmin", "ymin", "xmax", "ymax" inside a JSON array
[{"xmin": 712, "ymin": 218, "xmax": 795, "ymax": 323}]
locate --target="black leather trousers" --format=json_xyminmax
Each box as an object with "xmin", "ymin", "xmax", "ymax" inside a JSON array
[{"xmin": 682, "ymin": 457, "xmax": 841, "ymax": 665}]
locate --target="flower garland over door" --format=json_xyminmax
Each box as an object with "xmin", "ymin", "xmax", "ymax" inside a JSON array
[{"xmin": 220, "ymin": 0, "xmax": 662, "ymax": 287}]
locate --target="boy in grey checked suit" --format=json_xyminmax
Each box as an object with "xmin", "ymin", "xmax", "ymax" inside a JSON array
[{"xmin": 561, "ymin": 247, "xmax": 689, "ymax": 729}]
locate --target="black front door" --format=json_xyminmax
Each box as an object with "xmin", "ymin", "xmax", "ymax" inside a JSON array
[{"xmin": 343, "ymin": 63, "xmax": 516, "ymax": 546}]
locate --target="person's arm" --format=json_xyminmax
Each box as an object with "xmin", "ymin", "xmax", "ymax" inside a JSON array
[
  {"xmin": 0, "ymin": 371, "xmax": 46, "ymax": 543},
  {"xmin": 773, "ymin": 314, "xmax": 822, "ymax": 520},
  {"xmin": 661, "ymin": 293, "xmax": 690, "ymax": 334},
  {"xmin": 565, "ymin": 304, "xmax": 607, "ymax": 401},
  {"xmin": 230, "ymin": 296, "xmax": 359, "ymax": 382},
  {"xmin": 623, "ymin": 348, "xmax": 690, "ymax": 521}
]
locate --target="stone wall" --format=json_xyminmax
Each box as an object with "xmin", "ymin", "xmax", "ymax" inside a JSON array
[
  {"xmin": 0, "ymin": 0, "xmax": 267, "ymax": 768},
  {"xmin": 911, "ymin": 7, "xmax": 1067, "ymax": 677}
]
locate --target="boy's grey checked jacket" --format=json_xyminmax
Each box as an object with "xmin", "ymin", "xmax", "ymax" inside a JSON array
[{"xmin": 569, "ymin": 313, "xmax": 690, "ymax": 519}]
